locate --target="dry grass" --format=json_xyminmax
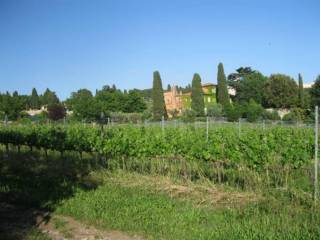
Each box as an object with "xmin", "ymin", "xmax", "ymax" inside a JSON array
[{"xmin": 86, "ymin": 170, "xmax": 260, "ymax": 208}]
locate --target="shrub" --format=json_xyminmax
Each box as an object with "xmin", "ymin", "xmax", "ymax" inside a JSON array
[
  {"xmin": 245, "ymin": 100, "xmax": 264, "ymax": 122},
  {"xmin": 282, "ymin": 108, "xmax": 306, "ymax": 122},
  {"xmin": 31, "ymin": 111, "xmax": 48, "ymax": 124},
  {"xmin": 263, "ymin": 110, "xmax": 281, "ymax": 120},
  {"xmin": 181, "ymin": 109, "xmax": 196, "ymax": 123},
  {"xmin": 224, "ymin": 104, "xmax": 244, "ymax": 122},
  {"xmin": 17, "ymin": 117, "xmax": 32, "ymax": 125},
  {"xmin": 47, "ymin": 103, "xmax": 66, "ymax": 121},
  {"xmin": 207, "ymin": 104, "xmax": 223, "ymax": 118}
]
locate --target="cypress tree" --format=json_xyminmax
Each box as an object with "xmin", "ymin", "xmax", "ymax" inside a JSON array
[
  {"xmin": 152, "ymin": 71, "xmax": 167, "ymax": 120},
  {"xmin": 191, "ymin": 73, "xmax": 205, "ymax": 116},
  {"xmin": 217, "ymin": 63, "xmax": 230, "ymax": 107},
  {"xmin": 30, "ymin": 88, "xmax": 40, "ymax": 109},
  {"xmin": 298, "ymin": 73, "xmax": 304, "ymax": 108},
  {"xmin": 42, "ymin": 88, "xmax": 59, "ymax": 106}
]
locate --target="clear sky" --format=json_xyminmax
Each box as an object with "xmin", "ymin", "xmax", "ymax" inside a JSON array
[{"xmin": 0, "ymin": 0, "xmax": 319, "ymax": 99}]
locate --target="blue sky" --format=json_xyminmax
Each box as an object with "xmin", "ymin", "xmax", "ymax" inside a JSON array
[{"xmin": 0, "ymin": 0, "xmax": 319, "ymax": 99}]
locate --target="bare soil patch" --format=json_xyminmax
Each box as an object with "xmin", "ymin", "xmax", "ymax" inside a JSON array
[{"xmin": 0, "ymin": 202, "xmax": 143, "ymax": 240}]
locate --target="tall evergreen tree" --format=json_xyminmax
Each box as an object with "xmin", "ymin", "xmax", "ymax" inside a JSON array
[
  {"xmin": 298, "ymin": 73, "xmax": 304, "ymax": 108},
  {"xmin": 191, "ymin": 73, "xmax": 205, "ymax": 116},
  {"xmin": 30, "ymin": 88, "xmax": 40, "ymax": 109},
  {"xmin": 216, "ymin": 63, "xmax": 230, "ymax": 107},
  {"xmin": 41, "ymin": 88, "xmax": 59, "ymax": 106},
  {"xmin": 152, "ymin": 71, "xmax": 167, "ymax": 120}
]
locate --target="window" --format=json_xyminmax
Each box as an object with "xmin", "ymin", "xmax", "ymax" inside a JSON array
[{"xmin": 208, "ymin": 97, "xmax": 211, "ymax": 103}]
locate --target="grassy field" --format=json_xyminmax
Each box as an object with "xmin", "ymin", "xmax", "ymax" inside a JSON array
[
  {"xmin": 0, "ymin": 146, "xmax": 319, "ymax": 239},
  {"xmin": 56, "ymin": 171, "xmax": 320, "ymax": 240}
]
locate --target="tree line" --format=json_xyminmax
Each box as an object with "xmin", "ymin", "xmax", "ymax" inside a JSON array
[
  {"xmin": 1, "ymin": 63, "xmax": 320, "ymax": 123},
  {"xmin": 0, "ymin": 88, "xmax": 59, "ymax": 120},
  {"xmin": 0, "ymin": 84, "xmax": 148, "ymax": 122},
  {"xmin": 152, "ymin": 63, "xmax": 320, "ymax": 122},
  {"xmin": 65, "ymin": 85, "xmax": 147, "ymax": 122}
]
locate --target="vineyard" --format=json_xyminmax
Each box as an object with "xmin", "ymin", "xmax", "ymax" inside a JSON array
[{"xmin": 0, "ymin": 123, "xmax": 315, "ymax": 191}]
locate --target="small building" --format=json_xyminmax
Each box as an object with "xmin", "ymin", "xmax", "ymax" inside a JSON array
[{"xmin": 164, "ymin": 83, "xmax": 217, "ymax": 117}]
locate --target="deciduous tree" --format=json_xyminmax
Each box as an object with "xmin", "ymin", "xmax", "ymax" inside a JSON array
[{"xmin": 264, "ymin": 74, "xmax": 299, "ymax": 108}]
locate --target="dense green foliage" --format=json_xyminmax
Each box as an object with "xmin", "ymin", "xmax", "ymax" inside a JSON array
[
  {"xmin": 152, "ymin": 71, "xmax": 167, "ymax": 120},
  {"xmin": 191, "ymin": 73, "xmax": 205, "ymax": 116},
  {"xmin": 41, "ymin": 88, "xmax": 60, "ymax": 106},
  {"xmin": 244, "ymin": 100, "xmax": 265, "ymax": 122},
  {"xmin": 263, "ymin": 110, "xmax": 281, "ymax": 120},
  {"xmin": 0, "ymin": 124, "xmax": 313, "ymax": 170},
  {"xmin": 0, "ymin": 91, "xmax": 29, "ymax": 120},
  {"xmin": 227, "ymin": 68, "xmax": 312, "ymax": 114},
  {"xmin": 264, "ymin": 74, "xmax": 299, "ymax": 108},
  {"xmin": 95, "ymin": 86, "xmax": 146, "ymax": 114},
  {"xmin": 65, "ymin": 89, "xmax": 99, "ymax": 121},
  {"xmin": 228, "ymin": 67, "xmax": 255, "ymax": 82},
  {"xmin": 230, "ymin": 71, "xmax": 268, "ymax": 105},
  {"xmin": 217, "ymin": 63, "xmax": 230, "ymax": 107},
  {"xmin": 224, "ymin": 104, "xmax": 244, "ymax": 121},
  {"xmin": 0, "ymin": 88, "xmax": 60, "ymax": 120},
  {"xmin": 30, "ymin": 88, "xmax": 40, "ymax": 110},
  {"xmin": 282, "ymin": 108, "xmax": 306, "ymax": 122},
  {"xmin": 66, "ymin": 87, "xmax": 147, "ymax": 122},
  {"xmin": 206, "ymin": 104, "xmax": 223, "ymax": 117}
]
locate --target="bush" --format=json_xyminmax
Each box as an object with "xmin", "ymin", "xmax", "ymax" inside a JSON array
[
  {"xmin": 142, "ymin": 109, "xmax": 152, "ymax": 121},
  {"xmin": 17, "ymin": 117, "xmax": 32, "ymax": 125},
  {"xmin": 31, "ymin": 111, "xmax": 48, "ymax": 124},
  {"xmin": 181, "ymin": 109, "xmax": 196, "ymax": 123},
  {"xmin": 282, "ymin": 108, "xmax": 306, "ymax": 122},
  {"xmin": 207, "ymin": 104, "xmax": 223, "ymax": 118},
  {"xmin": 263, "ymin": 110, "xmax": 281, "ymax": 120},
  {"xmin": 224, "ymin": 104, "xmax": 244, "ymax": 122},
  {"xmin": 47, "ymin": 103, "xmax": 66, "ymax": 121},
  {"xmin": 245, "ymin": 100, "xmax": 264, "ymax": 122}
]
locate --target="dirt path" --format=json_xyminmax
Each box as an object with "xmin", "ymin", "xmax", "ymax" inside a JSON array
[
  {"xmin": 38, "ymin": 215, "xmax": 143, "ymax": 240},
  {"xmin": 0, "ymin": 202, "xmax": 142, "ymax": 240}
]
